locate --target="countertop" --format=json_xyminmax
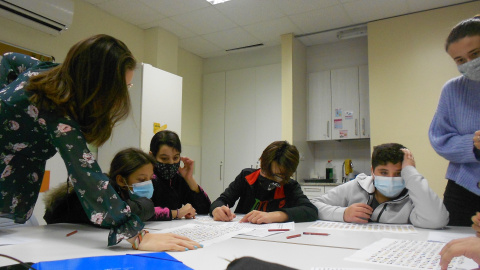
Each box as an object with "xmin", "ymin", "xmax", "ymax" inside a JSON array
[{"xmin": 299, "ymin": 181, "xmax": 342, "ymax": 186}]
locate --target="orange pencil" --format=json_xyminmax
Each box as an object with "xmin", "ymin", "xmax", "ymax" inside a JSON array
[{"xmin": 286, "ymin": 234, "xmax": 301, "ymax": 239}]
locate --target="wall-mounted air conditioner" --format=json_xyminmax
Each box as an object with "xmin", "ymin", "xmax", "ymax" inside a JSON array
[{"xmin": 0, "ymin": 0, "xmax": 74, "ymax": 36}]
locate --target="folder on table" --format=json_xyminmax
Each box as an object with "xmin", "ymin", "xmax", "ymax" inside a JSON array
[{"xmin": 32, "ymin": 252, "xmax": 192, "ymax": 270}]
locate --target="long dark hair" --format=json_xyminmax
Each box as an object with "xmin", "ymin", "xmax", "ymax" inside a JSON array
[
  {"xmin": 445, "ymin": 15, "xmax": 480, "ymax": 51},
  {"xmin": 27, "ymin": 34, "xmax": 136, "ymax": 146}
]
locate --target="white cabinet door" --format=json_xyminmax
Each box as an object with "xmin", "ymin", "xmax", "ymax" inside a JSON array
[
  {"xmin": 254, "ymin": 64, "xmax": 282, "ymax": 160},
  {"xmin": 225, "ymin": 68, "xmax": 256, "ymax": 189},
  {"xmin": 201, "ymin": 72, "xmax": 226, "ymax": 201},
  {"xmin": 307, "ymin": 71, "xmax": 331, "ymax": 141},
  {"xmin": 331, "ymin": 67, "xmax": 360, "ymax": 140},
  {"xmin": 359, "ymin": 65, "xmax": 370, "ymax": 138},
  {"xmin": 301, "ymin": 186, "xmax": 325, "ymax": 199}
]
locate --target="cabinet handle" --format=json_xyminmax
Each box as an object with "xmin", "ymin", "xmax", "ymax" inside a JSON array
[
  {"xmin": 355, "ymin": 119, "xmax": 358, "ymax": 136},
  {"xmin": 327, "ymin": 121, "xmax": 330, "ymax": 138},
  {"xmin": 362, "ymin": 118, "xmax": 365, "ymax": 136},
  {"xmin": 219, "ymin": 162, "xmax": 222, "ymax": 181}
]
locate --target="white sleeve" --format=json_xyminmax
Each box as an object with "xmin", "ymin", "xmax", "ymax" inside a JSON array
[
  {"xmin": 310, "ymin": 181, "xmax": 357, "ymax": 222},
  {"xmin": 403, "ymin": 166, "xmax": 449, "ymax": 229}
]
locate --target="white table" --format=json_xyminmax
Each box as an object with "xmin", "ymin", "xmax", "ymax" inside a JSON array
[{"xmin": 0, "ymin": 221, "xmax": 476, "ymax": 270}]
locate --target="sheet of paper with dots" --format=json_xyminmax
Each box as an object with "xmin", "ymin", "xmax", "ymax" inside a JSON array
[
  {"xmin": 346, "ymin": 238, "xmax": 478, "ymax": 269},
  {"xmin": 158, "ymin": 223, "xmax": 253, "ymax": 246},
  {"xmin": 309, "ymin": 221, "xmax": 417, "ymax": 233}
]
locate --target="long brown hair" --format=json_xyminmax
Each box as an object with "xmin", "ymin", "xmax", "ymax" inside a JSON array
[{"xmin": 27, "ymin": 34, "xmax": 136, "ymax": 146}]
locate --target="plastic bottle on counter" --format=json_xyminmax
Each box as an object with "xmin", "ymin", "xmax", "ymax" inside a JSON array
[{"xmin": 326, "ymin": 160, "xmax": 333, "ymax": 180}]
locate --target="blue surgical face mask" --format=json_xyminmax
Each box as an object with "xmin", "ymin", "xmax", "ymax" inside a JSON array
[
  {"xmin": 458, "ymin": 57, "xmax": 480, "ymax": 81},
  {"xmin": 373, "ymin": 175, "xmax": 405, "ymax": 198},
  {"xmin": 129, "ymin": 180, "xmax": 154, "ymax": 199}
]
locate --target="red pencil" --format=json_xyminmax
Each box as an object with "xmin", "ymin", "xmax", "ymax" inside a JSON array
[
  {"xmin": 66, "ymin": 230, "xmax": 78, "ymax": 237},
  {"xmin": 286, "ymin": 234, "xmax": 301, "ymax": 239},
  {"xmin": 268, "ymin": 229, "xmax": 290, "ymax": 232},
  {"xmin": 303, "ymin": 232, "xmax": 329, "ymax": 236}
]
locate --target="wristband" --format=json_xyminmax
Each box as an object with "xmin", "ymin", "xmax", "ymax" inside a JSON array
[
  {"xmin": 132, "ymin": 230, "xmax": 149, "ymax": 250},
  {"xmin": 175, "ymin": 208, "xmax": 180, "ymax": 219}
]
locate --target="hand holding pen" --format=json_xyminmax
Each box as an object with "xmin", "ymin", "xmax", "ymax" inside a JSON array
[{"xmin": 212, "ymin": 205, "xmax": 236, "ymax": 221}]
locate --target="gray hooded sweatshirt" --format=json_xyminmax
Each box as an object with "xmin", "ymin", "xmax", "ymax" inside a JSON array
[{"xmin": 311, "ymin": 166, "xmax": 449, "ymax": 229}]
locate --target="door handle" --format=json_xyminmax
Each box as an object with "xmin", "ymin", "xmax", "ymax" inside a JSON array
[
  {"xmin": 355, "ymin": 119, "xmax": 358, "ymax": 136},
  {"xmin": 362, "ymin": 118, "xmax": 365, "ymax": 136},
  {"xmin": 219, "ymin": 161, "xmax": 223, "ymax": 181},
  {"xmin": 327, "ymin": 121, "xmax": 330, "ymax": 138}
]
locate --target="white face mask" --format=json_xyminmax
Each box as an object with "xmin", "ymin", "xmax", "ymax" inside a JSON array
[
  {"xmin": 458, "ymin": 57, "xmax": 480, "ymax": 81},
  {"xmin": 373, "ymin": 175, "xmax": 405, "ymax": 198}
]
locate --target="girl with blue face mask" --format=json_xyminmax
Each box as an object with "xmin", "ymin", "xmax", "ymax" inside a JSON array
[
  {"xmin": 429, "ymin": 15, "xmax": 480, "ymax": 226},
  {"xmin": 45, "ymin": 148, "xmax": 202, "ymax": 252},
  {"xmin": 149, "ymin": 130, "xmax": 211, "ymax": 220}
]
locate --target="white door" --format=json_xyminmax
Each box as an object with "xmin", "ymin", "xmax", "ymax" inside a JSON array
[
  {"xmin": 201, "ymin": 72, "xmax": 226, "ymax": 201},
  {"xmin": 331, "ymin": 67, "xmax": 359, "ymax": 140},
  {"xmin": 307, "ymin": 71, "xmax": 332, "ymax": 141},
  {"xmin": 359, "ymin": 65, "xmax": 370, "ymax": 138},
  {"xmin": 225, "ymin": 68, "xmax": 256, "ymax": 190}
]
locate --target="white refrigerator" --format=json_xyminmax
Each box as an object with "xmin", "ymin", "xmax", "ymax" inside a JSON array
[{"xmin": 97, "ymin": 63, "xmax": 183, "ymax": 170}]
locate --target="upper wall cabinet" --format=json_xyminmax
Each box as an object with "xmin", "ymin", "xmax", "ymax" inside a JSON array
[{"xmin": 307, "ymin": 65, "xmax": 369, "ymax": 141}]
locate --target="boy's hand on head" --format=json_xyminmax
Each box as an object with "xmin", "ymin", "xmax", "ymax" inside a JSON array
[
  {"xmin": 212, "ymin": 205, "xmax": 236, "ymax": 221},
  {"xmin": 343, "ymin": 203, "xmax": 373, "ymax": 223},
  {"xmin": 400, "ymin": 148, "xmax": 416, "ymax": 168}
]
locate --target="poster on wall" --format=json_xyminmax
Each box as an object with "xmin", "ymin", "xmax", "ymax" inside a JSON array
[{"xmin": 334, "ymin": 119, "xmax": 342, "ymax": 129}]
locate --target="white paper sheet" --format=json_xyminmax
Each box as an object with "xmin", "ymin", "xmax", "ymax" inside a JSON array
[
  {"xmin": 309, "ymin": 221, "xmax": 417, "ymax": 233},
  {"xmin": 157, "ymin": 223, "xmax": 253, "ymax": 246},
  {"xmin": 346, "ymin": 238, "xmax": 478, "ymax": 270}
]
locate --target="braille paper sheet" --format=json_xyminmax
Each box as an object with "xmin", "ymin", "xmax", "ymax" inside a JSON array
[
  {"xmin": 345, "ymin": 238, "xmax": 477, "ymax": 270},
  {"xmin": 308, "ymin": 221, "xmax": 417, "ymax": 233}
]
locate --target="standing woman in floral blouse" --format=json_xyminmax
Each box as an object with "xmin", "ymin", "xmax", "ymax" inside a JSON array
[{"xmin": 0, "ymin": 34, "xmax": 201, "ymax": 252}]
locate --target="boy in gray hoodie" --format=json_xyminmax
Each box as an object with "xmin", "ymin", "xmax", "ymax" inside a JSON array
[{"xmin": 312, "ymin": 143, "xmax": 449, "ymax": 229}]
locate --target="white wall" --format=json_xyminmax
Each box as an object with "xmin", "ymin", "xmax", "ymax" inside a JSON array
[
  {"xmin": 204, "ymin": 45, "xmax": 281, "ymax": 74},
  {"xmin": 306, "ymin": 37, "xmax": 371, "ymax": 181},
  {"xmin": 368, "ymin": 1, "xmax": 480, "ymax": 197}
]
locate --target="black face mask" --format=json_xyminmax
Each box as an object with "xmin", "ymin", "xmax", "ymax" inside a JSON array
[
  {"xmin": 154, "ymin": 161, "xmax": 180, "ymax": 180},
  {"xmin": 258, "ymin": 175, "xmax": 281, "ymax": 191}
]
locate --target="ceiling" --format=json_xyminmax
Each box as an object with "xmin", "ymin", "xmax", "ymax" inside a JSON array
[{"xmin": 82, "ymin": 0, "xmax": 473, "ymax": 59}]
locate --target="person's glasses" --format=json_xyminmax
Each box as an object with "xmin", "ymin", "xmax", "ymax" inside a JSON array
[
  {"xmin": 127, "ymin": 83, "xmax": 133, "ymax": 89},
  {"xmin": 267, "ymin": 181, "xmax": 282, "ymax": 191}
]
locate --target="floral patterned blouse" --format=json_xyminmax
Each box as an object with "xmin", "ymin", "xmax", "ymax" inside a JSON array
[{"xmin": 0, "ymin": 53, "xmax": 143, "ymax": 246}]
